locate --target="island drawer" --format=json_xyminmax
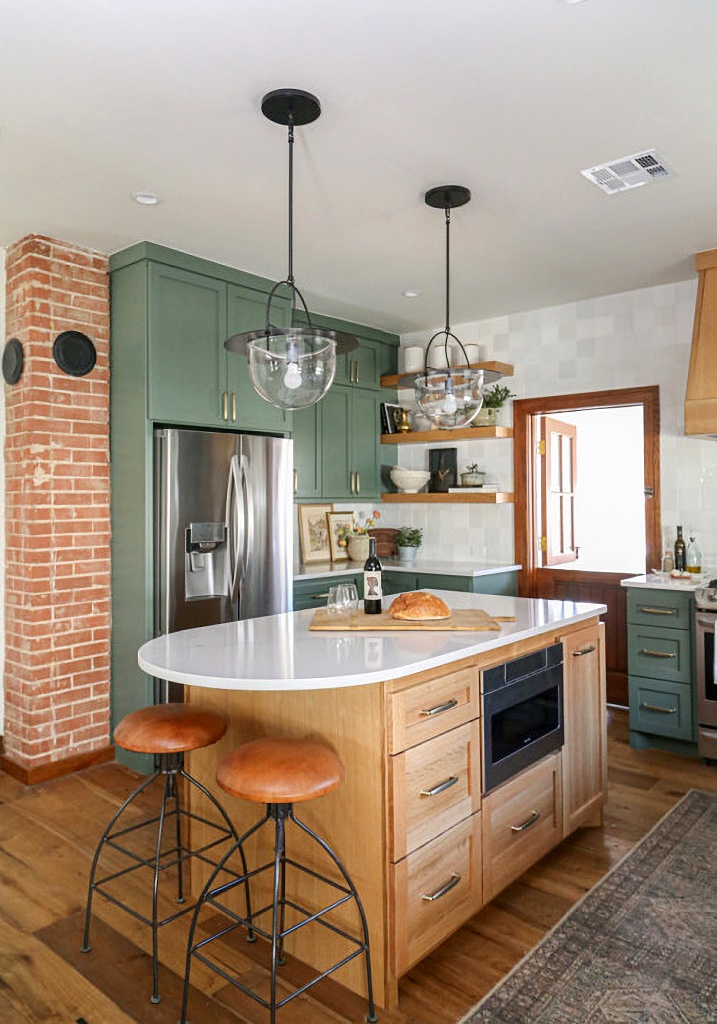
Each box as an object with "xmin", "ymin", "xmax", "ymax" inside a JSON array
[
  {"xmin": 482, "ymin": 751, "xmax": 562, "ymax": 902},
  {"xmin": 389, "ymin": 720, "xmax": 481, "ymax": 861},
  {"xmin": 386, "ymin": 665, "xmax": 479, "ymax": 754},
  {"xmin": 627, "ymin": 624, "xmax": 692, "ymax": 684},
  {"xmin": 628, "ymin": 677, "xmax": 694, "ymax": 741},
  {"xmin": 626, "ymin": 588, "xmax": 693, "ymax": 630},
  {"xmin": 392, "ymin": 811, "xmax": 482, "ymax": 975}
]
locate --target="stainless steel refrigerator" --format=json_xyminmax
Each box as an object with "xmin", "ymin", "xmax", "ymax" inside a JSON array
[{"xmin": 154, "ymin": 427, "xmax": 293, "ymax": 650}]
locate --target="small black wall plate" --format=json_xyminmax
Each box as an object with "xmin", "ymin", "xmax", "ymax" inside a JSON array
[
  {"xmin": 2, "ymin": 337, "xmax": 24, "ymax": 385},
  {"xmin": 53, "ymin": 331, "xmax": 96, "ymax": 377}
]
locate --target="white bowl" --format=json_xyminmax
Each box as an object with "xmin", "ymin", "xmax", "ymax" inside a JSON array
[{"xmin": 390, "ymin": 467, "xmax": 431, "ymax": 493}]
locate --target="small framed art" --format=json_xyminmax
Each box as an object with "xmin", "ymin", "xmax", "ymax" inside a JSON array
[
  {"xmin": 298, "ymin": 503, "xmax": 333, "ymax": 563},
  {"xmin": 327, "ymin": 511, "xmax": 355, "ymax": 561}
]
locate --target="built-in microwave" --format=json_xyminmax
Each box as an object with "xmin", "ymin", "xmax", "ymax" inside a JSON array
[{"xmin": 482, "ymin": 642, "xmax": 564, "ymax": 793}]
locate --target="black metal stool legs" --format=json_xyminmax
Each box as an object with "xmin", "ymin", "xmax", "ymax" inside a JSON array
[{"xmin": 180, "ymin": 803, "xmax": 378, "ymax": 1023}]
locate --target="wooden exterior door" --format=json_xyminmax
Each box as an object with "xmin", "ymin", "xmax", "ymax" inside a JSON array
[
  {"xmin": 541, "ymin": 417, "xmax": 578, "ymax": 566},
  {"xmin": 513, "ymin": 386, "xmax": 661, "ymax": 707}
]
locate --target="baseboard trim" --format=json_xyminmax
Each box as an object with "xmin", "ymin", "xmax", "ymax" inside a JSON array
[{"xmin": 0, "ymin": 745, "xmax": 115, "ymax": 785}]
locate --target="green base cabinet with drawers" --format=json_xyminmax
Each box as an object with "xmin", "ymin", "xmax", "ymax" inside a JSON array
[
  {"xmin": 626, "ymin": 588, "xmax": 697, "ymax": 755},
  {"xmin": 298, "ymin": 569, "xmax": 519, "ymax": 606}
]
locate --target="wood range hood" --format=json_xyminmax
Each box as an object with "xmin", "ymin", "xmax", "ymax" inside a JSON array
[{"xmin": 685, "ymin": 248, "xmax": 717, "ymax": 436}]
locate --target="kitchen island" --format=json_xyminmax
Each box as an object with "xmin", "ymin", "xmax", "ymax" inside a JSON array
[{"xmin": 139, "ymin": 591, "xmax": 606, "ymax": 1009}]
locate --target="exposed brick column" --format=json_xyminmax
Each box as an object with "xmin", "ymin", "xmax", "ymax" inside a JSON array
[{"xmin": 2, "ymin": 235, "xmax": 113, "ymax": 783}]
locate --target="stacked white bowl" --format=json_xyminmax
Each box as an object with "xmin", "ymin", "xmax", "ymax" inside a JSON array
[{"xmin": 390, "ymin": 466, "xmax": 431, "ymax": 493}]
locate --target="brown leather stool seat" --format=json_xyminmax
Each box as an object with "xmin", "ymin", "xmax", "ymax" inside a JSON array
[
  {"xmin": 114, "ymin": 702, "xmax": 227, "ymax": 754},
  {"xmin": 82, "ymin": 703, "xmax": 251, "ymax": 1006},
  {"xmin": 180, "ymin": 736, "xmax": 377, "ymax": 1024},
  {"xmin": 217, "ymin": 737, "xmax": 344, "ymax": 804}
]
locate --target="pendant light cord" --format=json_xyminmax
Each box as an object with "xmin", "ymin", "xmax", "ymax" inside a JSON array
[
  {"xmin": 444, "ymin": 206, "xmax": 451, "ymax": 336},
  {"xmin": 287, "ymin": 116, "xmax": 295, "ymax": 287}
]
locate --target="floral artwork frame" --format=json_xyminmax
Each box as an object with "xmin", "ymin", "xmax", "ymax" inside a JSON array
[
  {"xmin": 298, "ymin": 503, "xmax": 334, "ymax": 564},
  {"xmin": 327, "ymin": 511, "xmax": 355, "ymax": 561}
]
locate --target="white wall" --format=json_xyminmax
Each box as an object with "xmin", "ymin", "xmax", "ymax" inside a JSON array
[
  {"xmin": 0, "ymin": 248, "xmax": 5, "ymax": 733},
  {"xmin": 387, "ymin": 278, "xmax": 717, "ymax": 573}
]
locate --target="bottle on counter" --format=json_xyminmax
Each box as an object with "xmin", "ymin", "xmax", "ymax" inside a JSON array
[
  {"xmin": 662, "ymin": 549, "xmax": 675, "ymax": 573},
  {"xmin": 686, "ymin": 533, "xmax": 702, "ymax": 574},
  {"xmin": 674, "ymin": 525, "xmax": 687, "ymax": 572},
  {"xmin": 363, "ymin": 537, "xmax": 383, "ymax": 615}
]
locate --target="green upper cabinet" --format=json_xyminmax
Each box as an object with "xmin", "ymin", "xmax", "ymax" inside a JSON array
[
  {"xmin": 226, "ymin": 283, "xmax": 291, "ymax": 434},
  {"xmin": 292, "ymin": 403, "xmax": 322, "ymax": 499},
  {"xmin": 147, "ymin": 263, "xmax": 228, "ymax": 426}
]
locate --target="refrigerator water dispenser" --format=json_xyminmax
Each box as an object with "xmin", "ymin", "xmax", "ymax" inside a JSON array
[{"xmin": 185, "ymin": 522, "xmax": 227, "ymax": 600}]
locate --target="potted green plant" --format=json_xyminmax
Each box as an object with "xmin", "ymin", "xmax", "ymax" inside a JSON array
[
  {"xmin": 460, "ymin": 463, "xmax": 485, "ymax": 487},
  {"xmin": 395, "ymin": 525, "xmax": 423, "ymax": 562},
  {"xmin": 474, "ymin": 383, "xmax": 515, "ymax": 426}
]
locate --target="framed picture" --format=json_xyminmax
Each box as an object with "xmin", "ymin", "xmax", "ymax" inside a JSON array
[
  {"xmin": 298, "ymin": 503, "xmax": 333, "ymax": 563},
  {"xmin": 327, "ymin": 511, "xmax": 355, "ymax": 561},
  {"xmin": 429, "ymin": 447, "xmax": 457, "ymax": 492},
  {"xmin": 381, "ymin": 402, "xmax": 404, "ymax": 435}
]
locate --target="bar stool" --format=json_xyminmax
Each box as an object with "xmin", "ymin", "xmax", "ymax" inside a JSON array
[
  {"xmin": 179, "ymin": 737, "xmax": 378, "ymax": 1023},
  {"xmin": 81, "ymin": 703, "xmax": 252, "ymax": 1005}
]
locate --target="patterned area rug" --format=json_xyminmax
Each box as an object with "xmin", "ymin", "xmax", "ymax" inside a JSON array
[{"xmin": 459, "ymin": 789, "xmax": 717, "ymax": 1024}]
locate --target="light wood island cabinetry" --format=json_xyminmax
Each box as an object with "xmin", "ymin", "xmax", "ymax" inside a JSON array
[{"xmin": 171, "ymin": 611, "xmax": 606, "ymax": 1011}]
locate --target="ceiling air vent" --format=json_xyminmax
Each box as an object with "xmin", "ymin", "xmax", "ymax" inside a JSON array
[{"xmin": 581, "ymin": 149, "xmax": 674, "ymax": 195}]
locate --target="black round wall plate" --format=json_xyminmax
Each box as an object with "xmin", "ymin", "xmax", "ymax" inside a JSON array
[
  {"xmin": 53, "ymin": 331, "xmax": 96, "ymax": 377},
  {"xmin": 2, "ymin": 337, "xmax": 24, "ymax": 385}
]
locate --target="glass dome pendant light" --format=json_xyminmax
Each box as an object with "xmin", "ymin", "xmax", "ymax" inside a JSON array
[
  {"xmin": 224, "ymin": 89, "xmax": 358, "ymax": 410},
  {"xmin": 412, "ymin": 185, "xmax": 484, "ymax": 429}
]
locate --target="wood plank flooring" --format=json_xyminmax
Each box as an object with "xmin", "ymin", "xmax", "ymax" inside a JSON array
[{"xmin": 0, "ymin": 708, "xmax": 715, "ymax": 1023}]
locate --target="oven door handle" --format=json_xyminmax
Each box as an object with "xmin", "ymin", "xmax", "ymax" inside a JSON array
[{"xmin": 511, "ymin": 809, "xmax": 541, "ymax": 832}]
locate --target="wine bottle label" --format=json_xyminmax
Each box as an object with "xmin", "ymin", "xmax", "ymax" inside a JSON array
[{"xmin": 364, "ymin": 569, "xmax": 382, "ymax": 600}]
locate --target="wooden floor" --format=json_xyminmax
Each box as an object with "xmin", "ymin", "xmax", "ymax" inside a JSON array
[{"xmin": 1, "ymin": 708, "xmax": 715, "ymax": 1024}]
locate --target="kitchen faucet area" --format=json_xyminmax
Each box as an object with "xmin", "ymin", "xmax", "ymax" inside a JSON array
[{"xmin": 1, "ymin": 2, "xmax": 717, "ymax": 1022}]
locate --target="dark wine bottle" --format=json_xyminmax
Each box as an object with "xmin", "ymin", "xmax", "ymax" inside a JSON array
[
  {"xmin": 674, "ymin": 525, "xmax": 686, "ymax": 572},
  {"xmin": 363, "ymin": 537, "xmax": 383, "ymax": 615}
]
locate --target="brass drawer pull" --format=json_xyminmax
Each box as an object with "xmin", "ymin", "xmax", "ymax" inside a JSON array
[
  {"xmin": 638, "ymin": 606, "xmax": 676, "ymax": 616},
  {"xmin": 311, "ymin": 592, "xmax": 331, "ymax": 600},
  {"xmin": 420, "ymin": 775, "xmax": 459, "ymax": 798},
  {"xmin": 221, "ymin": 390, "xmax": 229, "ymax": 421},
  {"xmin": 640, "ymin": 648, "xmax": 676, "ymax": 659},
  {"xmin": 420, "ymin": 698, "xmax": 458, "ymax": 717},
  {"xmin": 572, "ymin": 645, "xmax": 596, "ymax": 657},
  {"xmin": 231, "ymin": 391, "xmax": 237, "ymax": 422},
  {"xmin": 293, "ymin": 469, "xmax": 298, "ymax": 494},
  {"xmin": 511, "ymin": 809, "xmax": 541, "ymax": 833},
  {"xmin": 640, "ymin": 702, "xmax": 677, "ymax": 715},
  {"xmin": 421, "ymin": 872, "xmax": 460, "ymax": 902}
]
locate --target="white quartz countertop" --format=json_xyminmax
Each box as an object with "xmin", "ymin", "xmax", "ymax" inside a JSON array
[
  {"xmin": 138, "ymin": 590, "xmax": 605, "ymax": 692},
  {"xmin": 294, "ymin": 558, "xmax": 521, "ymax": 581},
  {"xmin": 620, "ymin": 573, "xmax": 712, "ymax": 592}
]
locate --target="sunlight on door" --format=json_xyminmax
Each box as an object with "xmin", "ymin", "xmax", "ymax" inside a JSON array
[{"xmin": 537, "ymin": 406, "xmax": 646, "ymax": 574}]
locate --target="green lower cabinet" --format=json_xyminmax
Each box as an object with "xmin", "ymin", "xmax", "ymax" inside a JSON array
[
  {"xmin": 293, "ymin": 574, "xmax": 363, "ymax": 611},
  {"xmin": 628, "ymin": 677, "xmax": 694, "ymax": 742},
  {"xmin": 383, "ymin": 571, "xmax": 415, "ymax": 595}
]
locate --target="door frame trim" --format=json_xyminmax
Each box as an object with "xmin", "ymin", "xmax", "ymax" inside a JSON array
[{"xmin": 513, "ymin": 385, "xmax": 661, "ymax": 596}]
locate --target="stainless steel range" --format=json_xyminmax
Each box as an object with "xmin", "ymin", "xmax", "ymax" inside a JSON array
[{"xmin": 694, "ymin": 580, "xmax": 717, "ymax": 762}]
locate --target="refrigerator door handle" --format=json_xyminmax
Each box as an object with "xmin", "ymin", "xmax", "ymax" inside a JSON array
[
  {"xmin": 240, "ymin": 453, "xmax": 254, "ymax": 583},
  {"xmin": 226, "ymin": 454, "xmax": 243, "ymax": 601}
]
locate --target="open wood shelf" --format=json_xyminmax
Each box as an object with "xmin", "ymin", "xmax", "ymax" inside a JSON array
[
  {"xmin": 381, "ymin": 425, "xmax": 513, "ymax": 444},
  {"xmin": 381, "ymin": 491, "xmax": 514, "ymax": 504},
  {"xmin": 381, "ymin": 360, "xmax": 514, "ymax": 390}
]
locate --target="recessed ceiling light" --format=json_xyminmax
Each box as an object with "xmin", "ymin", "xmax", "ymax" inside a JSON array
[
  {"xmin": 131, "ymin": 191, "xmax": 162, "ymax": 206},
  {"xmin": 560, "ymin": 0, "xmax": 590, "ymax": 4},
  {"xmin": 402, "ymin": 290, "xmax": 421, "ymax": 298}
]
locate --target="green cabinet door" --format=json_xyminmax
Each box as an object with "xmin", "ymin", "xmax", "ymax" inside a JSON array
[
  {"xmin": 147, "ymin": 263, "xmax": 227, "ymax": 425},
  {"xmin": 226, "ymin": 284, "xmax": 291, "ymax": 434},
  {"xmin": 292, "ymin": 403, "xmax": 322, "ymax": 498},
  {"xmin": 321, "ymin": 387, "xmax": 352, "ymax": 497},
  {"xmin": 351, "ymin": 390, "xmax": 381, "ymax": 500}
]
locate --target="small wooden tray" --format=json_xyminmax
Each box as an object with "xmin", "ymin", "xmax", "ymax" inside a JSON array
[{"xmin": 310, "ymin": 608, "xmax": 515, "ymax": 632}]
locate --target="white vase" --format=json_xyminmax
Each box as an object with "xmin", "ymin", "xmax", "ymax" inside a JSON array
[{"xmin": 397, "ymin": 545, "xmax": 419, "ymax": 562}]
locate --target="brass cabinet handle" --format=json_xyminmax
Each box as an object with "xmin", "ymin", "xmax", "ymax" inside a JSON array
[
  {"xmin": 349, "ymin": 470, "xmax": 355, "ymax": 494},
  {"xmin": 421, "ymin": 872, "xmax": 460, "ymax": 902},
  {"xmin": 640, "ymin": 702, "xmax": 677, "ymax": 714},
  {"xmin": 355, "ymin": 471, "xmax": 361, "ymax": 493},
  {"xmin": 638, "ymin": 606, "xmax": 676, "ymax": 616},
  {"xmin": 311, "ymin": 592, "xmax": 331, "ymax": 600},
  {"xmin": 221, "ymin": 390, "xmax": 228, "ymax": 421},
  {"xmin": 354, "ymin": 360, "xmax": 360, "ymax": 384},
  {"xmin": 640, "ymin": 648, "xmax": 676, "ymax": 659},
  {"xmin": 420, "ymin": 775, "xmax": 459, "ymax": 798},
  {"xmin": 231, "ymin": 391, "xmax": 237, "ymax": 422},
  {"xmin": 420, "ymin": 698, "xmax": 458, "ymax": 717},
  {"xmin": 293, "ymin": 469, "xmax": 298, "ymax": 494},
  {"xmin": 572, "ymin": 645, "xmax": 597, "ymax": 657},
  {"xmin": 511, "ymin": 810, "xmax": 541, "ymax": 833}
]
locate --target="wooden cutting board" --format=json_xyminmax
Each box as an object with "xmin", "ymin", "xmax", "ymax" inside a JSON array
[{"xmin": 310, "ymin": 608, "xmax": 515, "ymax": 632}]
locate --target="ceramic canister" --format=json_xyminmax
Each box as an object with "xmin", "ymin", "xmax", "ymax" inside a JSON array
[{"xmin": 403, "ymin": 346, "xmax": 425, "ymax": 372}]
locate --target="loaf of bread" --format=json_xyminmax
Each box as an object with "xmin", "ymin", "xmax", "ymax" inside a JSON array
[{"xmin": 389, "ymin": 591, "xmax": 451, "ymax": 621}]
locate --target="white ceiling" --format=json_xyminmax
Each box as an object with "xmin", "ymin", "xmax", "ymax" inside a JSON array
[{"xmin": 2, "ymin": 0, "xmax": 715, "ymax": 335}]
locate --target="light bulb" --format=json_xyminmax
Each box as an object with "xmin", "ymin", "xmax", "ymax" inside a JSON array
[
  {"xmin": 284, "ymin": 361, "xmax": 302, "ymax": 390},
  {"xmin": 443, "ymin": 391, "xmax": 458, "ymax": 414}
]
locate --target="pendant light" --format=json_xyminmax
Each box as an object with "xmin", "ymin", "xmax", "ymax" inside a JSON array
[
  {"xmin": 225, "ymin": 89, "xmax": 358, "ymax": 410},
  {"xmin": 408, "ymin": 185, "xmax": 484, "ymax": 429}
]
